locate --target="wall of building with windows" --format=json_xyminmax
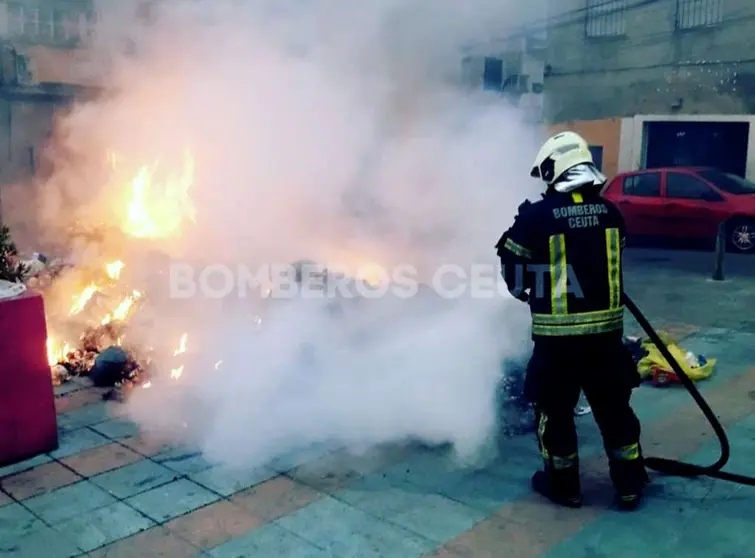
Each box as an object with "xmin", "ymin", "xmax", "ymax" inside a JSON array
[
  {"xmin": 0, "ymin": 1, "xmax": 101, "ymax": 202},
  {"xmin": 3, "ymin": 0, "xmax": 93, "ymax": 45},
  {"xmin": 460, "ymin": 27, "xmax": 548, "ymax": 123},
  {"xmin": 0, "ymin": 0, "xmax": 95, "ymax": 84},
  {"xmin": 543, "ymin": 0, "xmax": 755, "ymax": 122}
]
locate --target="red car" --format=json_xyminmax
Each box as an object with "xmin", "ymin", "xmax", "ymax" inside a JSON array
[{"xmin": 602, "ymin": 167, "xmax": 755, "ymax": 253}]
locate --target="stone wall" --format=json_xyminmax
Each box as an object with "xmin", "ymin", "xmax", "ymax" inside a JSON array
[{"xmin": 544, "ymin": 0, "xmax": 755, "ymax": 122}]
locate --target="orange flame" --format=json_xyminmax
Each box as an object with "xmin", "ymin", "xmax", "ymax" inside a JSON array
[
  {"xmin": 47, "ymin": 149, "xmax": 198, "ymax": 382},
  {"xmin": 69, "ymin": 284, "xmax": 98, "ymax": 316},
  {"xmin": 47, "ymin": 339, "xmax": 72, "ymax": 366},
  {"xmin": 106, "ymin": 260, "xmax": 124, "ymax": 280},
  {"xmin": 114, "ymin": 149, "xmax": 196, "ymax": 239}
]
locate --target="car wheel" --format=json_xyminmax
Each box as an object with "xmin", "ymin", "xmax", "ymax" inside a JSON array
[{"xmin": 726, "ymin": 218, "xmax": 755, "ymax": 253}]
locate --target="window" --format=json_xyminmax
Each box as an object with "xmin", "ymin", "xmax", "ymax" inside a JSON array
[
  {"xmin": 698, "ymin": 170, "xmax": 755, "ymax": 195},
  {"xmin": 7, "ymin": 3, "xmax": 24, "ymax": 36},
  {"xmin": 589, "ymin": 145, "xmax": 604, "ymax": 172},
  {"xmin": 586, "ymin": 0, "xmax": 627, "ymax": 38},
  {"xmin": 66, "ymin": 14, "xmax": 82, "ymax": 42},
  {"xmin": 38, "ymin": 9, "xmax": 55, "ymax": 40},
  {"xmin": 622, "ymin": 173, "xmax": 661, "ymax": 197},
  {"xmin": 5, "ymin": 2, "xmax": 82, "ymax": 43},
  {"xmin": 676, "ymin": 0, "xmax": 723, "ymax": 29},
  {"xmin": 23, "ymin": 7, "xmax": 39, "ymax": 37},
  {"xmin": 666, "ymin": 172, "xmax": 720, "ymax": 199},
  {"xmin": 482, "ymin": 57, "xmax": 503, "ymax": 92},
  {"xmin": 53, "ymin": 10, "xmax": 69, "ymax": 41}
]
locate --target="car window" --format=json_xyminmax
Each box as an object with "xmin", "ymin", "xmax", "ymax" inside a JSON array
[
  {"xmin": 697, "ymin": 170, "xmax": 755, "ymax": 195},
  {"xmin": 622, "ymin": 173, "xmax": 661, "ymax": 197},
  {"xmin": 666, "ymin": 172, "xmax": 718, "ymax": 199}
]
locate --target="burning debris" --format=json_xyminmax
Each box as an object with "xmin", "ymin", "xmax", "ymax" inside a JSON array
[
  {"xmin": 21, "ymin": 146, "xmax": 198, "ymax": 397},
  {"xmin": 36, "ymin": 255, "xmax": 152, "ymax": 391},
  {"xmin": 36, "ymin": 251, "xmax": 191, "ymax": 398}
]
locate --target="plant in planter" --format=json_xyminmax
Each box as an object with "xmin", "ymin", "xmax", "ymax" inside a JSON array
[{"xmin": 0, "ymin": 225, "xmax": 27, "ymax": 282}]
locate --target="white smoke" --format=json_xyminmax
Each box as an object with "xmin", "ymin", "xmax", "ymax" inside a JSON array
[{"xmin": 44, "ymin": 0, "xmax": 546, "ymax": 469}]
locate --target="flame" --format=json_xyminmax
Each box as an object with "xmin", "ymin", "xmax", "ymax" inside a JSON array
[
  {"xmin": 46, "ymin": 149, "xmax": 198, "ymax": 386},
  {"xmin": 106, "ymin": 260, "xmax": 124, "ymax": 280},
  {"xmin": 169, "ymin": 334, "xmax": 188, "ymax": 380},
  {"xmin": 100, "ymin": 290, "xmax": 143, "ymax": 325},
  {"xmin": 116, "ymin": 149, "xmax": 196, "ymax": 239},
  {"xmin": 47, "ymin": 339, "xmax": 72, "ymax": 366},
  {"xmin": 174, "ymin": 333, "xmax": 188, "ymax": 356},
  {"xmin": 70, "ymin": 284, "xmax": 98, "ymax": 316},
  {"xmin": 214, "ymin": 360, "xmax": 222, "ymax": 370}
]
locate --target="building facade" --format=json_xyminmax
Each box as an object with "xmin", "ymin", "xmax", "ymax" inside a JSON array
[
  {"xmin": 461, "ymin": 30, "xmax": 548, "ymax": 123},
  {"xmin": 545, "ymin": 0, "xmax": 755, "ymax": 121},
  {"xmin": 0, "ymin": 0, "xmax": 99, "ymax": 229},
  {"xmin": 460, "ymin": 0, "xmax": 548, "ymax": 122},
  {"xmin": 544, "ymin": 0, "xmax": 755, "ymax": 179},
  {"xmin": 0, "ymin": 0, "xmax": 95, "ymax": 84}
]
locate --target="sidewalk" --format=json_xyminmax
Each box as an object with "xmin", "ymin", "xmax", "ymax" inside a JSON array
[
  {"xmin": 2, "ymin": 250, "xmax": 754, "ymax": 557},
  {"xmin": 623, "ymin": 247, "xmax": 755, "ymax": 332}
]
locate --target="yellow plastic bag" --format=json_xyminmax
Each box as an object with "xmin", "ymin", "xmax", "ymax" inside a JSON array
[{"xmin": 636, "ymin": 331, "xmax": 716, "ymax": 383}]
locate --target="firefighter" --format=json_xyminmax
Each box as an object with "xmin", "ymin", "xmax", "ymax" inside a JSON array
[{"xmin": 496, "ymin": 131, "xmax": 648, "ymax": 511}]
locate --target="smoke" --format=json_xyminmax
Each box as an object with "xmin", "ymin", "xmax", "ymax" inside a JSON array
[{"xmin": 42, "ymin": 0, "xmax": 546, "ymax": 469}]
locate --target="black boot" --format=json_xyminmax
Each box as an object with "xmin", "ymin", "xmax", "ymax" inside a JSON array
[
  {"xmin": 531, "ymin": 468, "xmax": 583, "ymax": 508},
  {"xmin": 616, "ymin": 492, "xmax": 642, "ymax": 511},
  {"xmin": 610, "ymin": 459, "xmax": 649, "ymax": 511}
]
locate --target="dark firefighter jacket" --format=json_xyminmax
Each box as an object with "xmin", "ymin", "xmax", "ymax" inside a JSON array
[{"xmin": 496, "ymin": 188, "xmax": 627, "ymax": 339}]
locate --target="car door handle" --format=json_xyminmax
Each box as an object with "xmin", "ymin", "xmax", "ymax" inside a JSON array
[{"xmin": 618, "ymin": 200, "xmax": 630, "ymax": 204}]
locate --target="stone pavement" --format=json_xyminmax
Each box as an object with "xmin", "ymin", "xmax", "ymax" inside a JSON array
[
  {"xmin": 1, "ymin": 249, "xmax": 754, "ymax": 557},
  {"xmin": 623, "ymin": 247, "xmax": 755, "ymax": 332}
]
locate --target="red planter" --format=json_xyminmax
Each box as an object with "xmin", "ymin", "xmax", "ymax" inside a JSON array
[{"xmin": 0, "ymin": 290, "xmax": 58, "ymax": 466}]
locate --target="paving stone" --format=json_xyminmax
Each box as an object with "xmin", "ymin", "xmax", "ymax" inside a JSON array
[
  {"xmin": 90, "ymin": 419, "xmax": 141, "ymax": 440},
  {"xmin": 90, "ymin": 460, "xmax": 177, "ymax": 499},
  {"xmin": 0, "ymin": 462, "xmax": 82, "ymax": 501},
  {"xmin": 0, "ymin": 523, "xmax": 81, "ymax": 558},
  {"xmin": 0, "ymin": 503, "xmax": 42, "ymax": 538},
  {"xmin": 152, "ymin": 447, "xmax": 214, "ymax": 476},
  {"xmin": 49, "ymin": 427, "xmax": 111, "ymax": 459},
  {"xmin": 119, "ymin": 434, "xmax": 167, "ymax": 456},
  {"xmin": 165, "ymin": 499, "xmax": 261, "ymax": 549},
  {"xmin": 23, "ymin": 481, "xmax": 117, "ymax": 524},
  {"xmin": 61, "ymin": 443, "xmax": 142, "ymax": 477},
  {"xmin": 88, "ymin": 526, "xmax": 201, "ymax": 558},
  {"xmin": 276, "ymin": 496, "xmax": 433, "ymax": 557},
  {"xmin": 0, "ymin": 455, "xmax": 52, "ymax": 479},
  {"xmin": 189, "ymin": 465, "xmax": 278, "ymax": 497},
  {"xmin": 208, "ymin": 522, "xmax": 328, "ymax": 558},
  {"xmin": 54, "ymin": 501, "xmax": 155, "ymax": 553},
  {"xmin": 125, "ymin": 478, "xmax": 221, "ymax": 523},
  {"xmin": 56, "ymin": 403, "xmax": 112, "ymax": 431},
  {"xmin": 55, "ymin": 387, "xmax": 104, "ymax": 414},
  {"xmin": 230, "ymin": 476, "xmax": 323, "ymax": 522}
]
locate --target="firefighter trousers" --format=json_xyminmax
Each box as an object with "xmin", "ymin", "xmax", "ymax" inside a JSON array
[{"xmin": 523, "ymin": 335, "xmax": 647, "ymax": 497}]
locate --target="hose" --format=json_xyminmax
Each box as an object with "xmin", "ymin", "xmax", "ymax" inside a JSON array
[{"xmin": 623, "ymin": 293, "xmax": 755, "ymax": 486}]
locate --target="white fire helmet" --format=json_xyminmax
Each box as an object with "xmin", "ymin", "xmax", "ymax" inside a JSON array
[{"xmin": 530, "ymin": 131, "xmax": 595, "ymax": 185}]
